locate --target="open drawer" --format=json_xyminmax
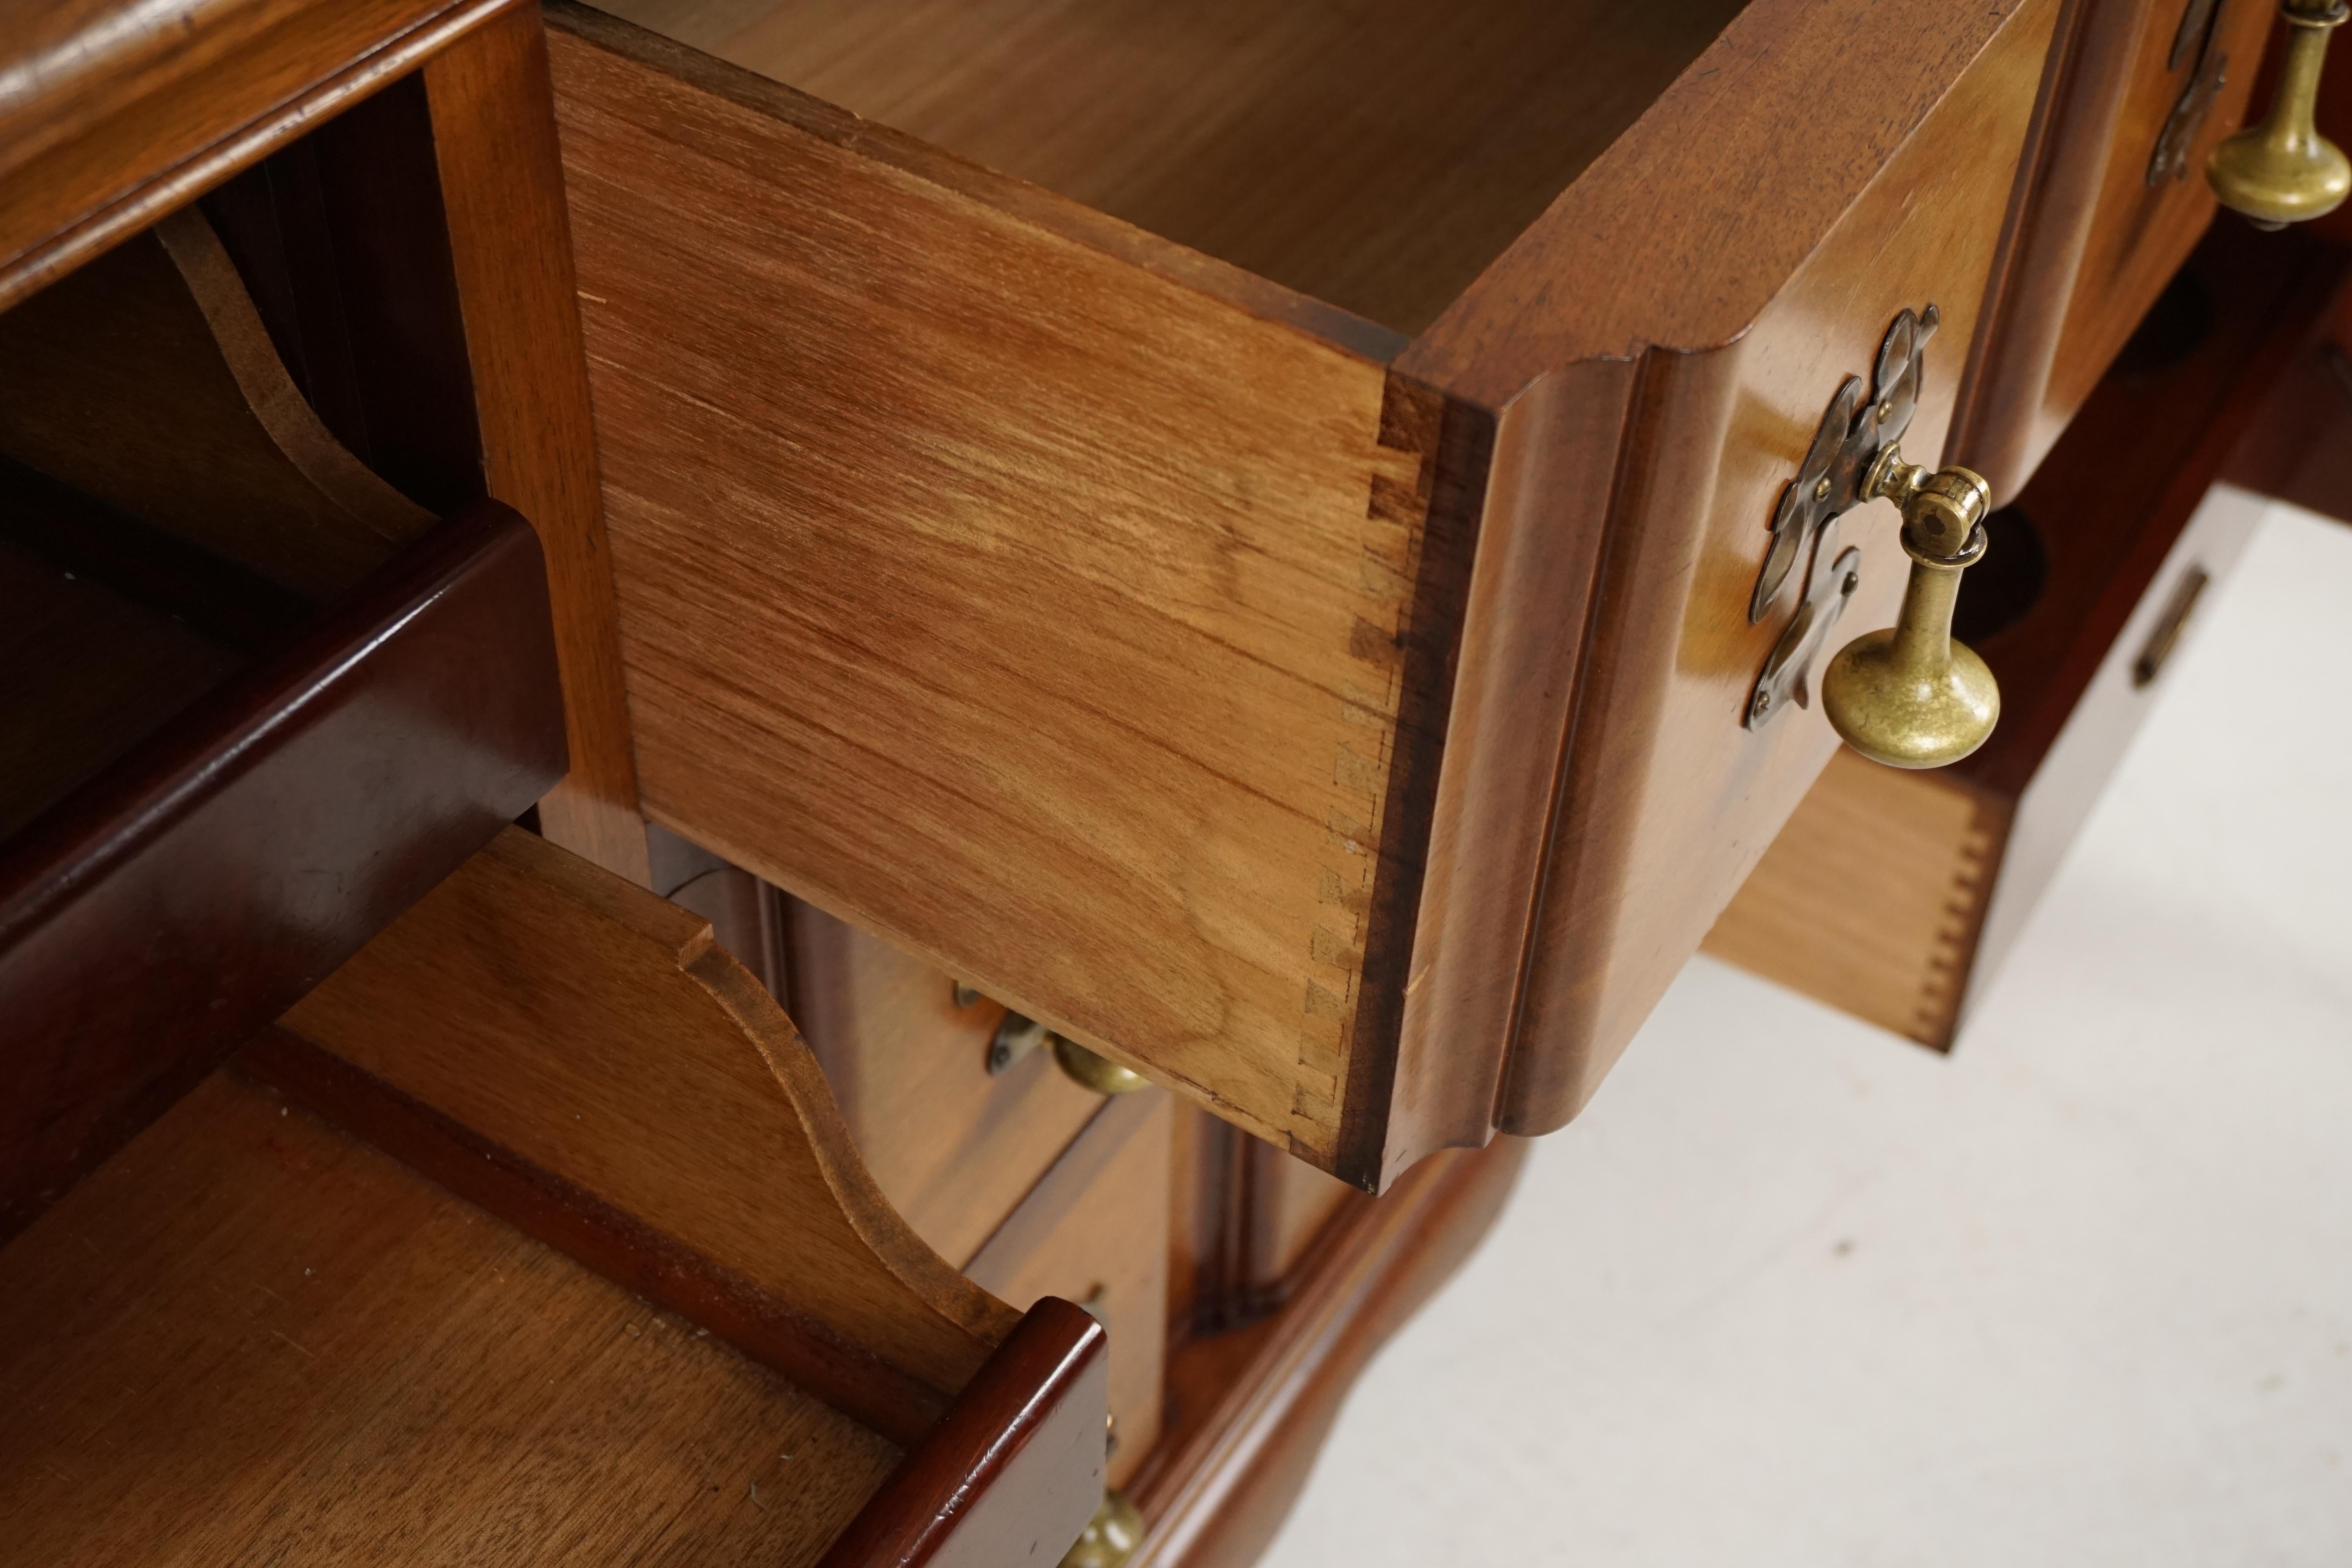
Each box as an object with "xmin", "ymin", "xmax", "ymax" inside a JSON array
[
  {"xmin": 0, "ymin": 198, "xmax": 567, "ymax": 1240},
  {"xmin": 546, "ymin": 0, "xmax": 2071, "ymax": 1187},
  {"xmin": 1708, "ymin": 219, "xmax": 2352, "ymax": 1045},
  {"xmin": 1, "ymin": 826, "xmax": 1107, "ymax": 1565}
]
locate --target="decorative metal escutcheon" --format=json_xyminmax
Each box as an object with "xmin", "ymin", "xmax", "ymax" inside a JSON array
[{"xmin": 1744, "ymin": 303, "xmax": 1938, "ymax": 731}]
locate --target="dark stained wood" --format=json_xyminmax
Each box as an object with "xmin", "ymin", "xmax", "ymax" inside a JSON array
[
  {"xmin": 1954, "ymin": 0, "xmax": 2280, "ymax": 500},
  {"xmin": 0, "ymin": 0, "xmax": 517, "ymax": 311},
  {"xmin": 1958, "ymin": 221, "xmax": 2348, "ymax": 799},
  {"xmin": 961, "ymin": 1092, "xmax": 1172, "ymax": 1488},
  {"xmin": 0, "ymin": 453, "xmax": 312, "ymax": 654},
  {"xmin": 0, "ymin": 1068, "xmax": 904, "ymax": 1566},
  {"xmin": 818, "ymin": 1298, "xmax": 1110, "ymax": 1568},
  {"xmin": 0, "ymin": 217, "xmax": 431, "ymax": 598},
  {"xmin": 243, "ymin": 1026, "xmax": 958, "ymax": 1446},
  {"xmin": 1125, "ymin": 1136, "xmax": 1530, "ymax": 1568},
  {"xmin": 424, "ymin": 5, "xmax": 652, "ymax": 882},
  {"xmin": 198, "ymin": 73, "xmax": 486, "ymax": 515},
  {"xmin": 0, "ymin": 501, "xmax": 566, "ymax": 1240}
]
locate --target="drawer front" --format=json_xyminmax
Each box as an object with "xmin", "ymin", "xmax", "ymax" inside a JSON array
[
  {"xmin": 0, "ymin": 504, "xmax": 564, "ymax": 1240},
  {"xmin": 1393, "ymin": 0, "xmax": 2065, "ymax": 1135},
  {"xmin": 1709, "ymin": 218, "xmax": 2345, "ymax": 1047},
  {"xmin": 1956, "ymin": 0, "xmax": 2279, "ymax": 499},
  {"xmin": 784, "ymin": 901, "xmax": 1107, "ymax": 1268},
  {"xmin": 962, "ymin": 1093, "xmax": 1173, "ymax": 1490}
]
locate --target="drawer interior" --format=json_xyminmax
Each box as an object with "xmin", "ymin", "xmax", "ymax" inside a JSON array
[
  {"xmin": 0, "ymin": 1068, "xmax": 898, "ymax": 1566},
  {"xmin": 0, "ymin": 80, "xmax": 479, "ymax": 842},
  {"xmin": 592, "ymin": 0, "xmax": 1752, "ymax": 334}
]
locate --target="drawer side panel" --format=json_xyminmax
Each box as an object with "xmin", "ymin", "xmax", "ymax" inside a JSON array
[{"xmin": 548, "ymin": 21, "xmax": 1446, "ymax": 1172}]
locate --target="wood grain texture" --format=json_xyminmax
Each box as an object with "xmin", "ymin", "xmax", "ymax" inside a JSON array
[
  {"xmin": 962, "ymin": 1093, "xmax": 1172, "ymax": 1489},
  {"xmin": 548, "ymin": 9, "xmax": 1479, "ymax": 1184},
  {"xmin": 1124, "ymin": 1136, "xmax": 1529, "ymax": 1568},
  {"xmin": 0, "ymin": 1069, "xmax": 900, "ymax": 1567},
  {"xmin": 1494, "ymin": 0, "xmax": 2063, "ymax": 1135},
  {"xmin": 1717, "ymin": 221, "xmax": 2336, "ymax": 1051},
  {"xmin": 0, "ymin": 503, "xmax": 564, "ymax": 1241},
  {"xmin": 817, "ymin": 1298, "xmax": 1109, "ymax": 1568},
  {"xmin": 280, "ymin": 826, "xmax": 1022, "ymax": 1399},
  {"xmin": 426, "ymin": 5, "xmax": 651, "ymax": 883},
  {"xmin": 244, "ymin": 1024, "xmax": 960, "ymax": 1445},
  {"xmin": 2022, "ymin": 0, "xmax": 2279, "ymax": 484},
  {"xmin": 0, "ymin": 0, "xmax": 514, "ymax": 312},
  {"xmin": 1704, "ymin": 752, "xmax": 2009, "ymax": 1048},
  {"xmin": 0, "ymin": 222, "xmax": 426, "ymax": 597},
  {"xmin": 596, "ymin": 0, "xmax": 1747, "ymax": 336},
  {"xmin": 787, "ymin": 900, "xmax": 1106, "ymax": 1268}
]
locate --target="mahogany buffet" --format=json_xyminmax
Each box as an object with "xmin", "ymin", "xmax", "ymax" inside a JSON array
[{"xmin": 1, "ymin": 1, "xmax": 2345, "ymax": 1563}]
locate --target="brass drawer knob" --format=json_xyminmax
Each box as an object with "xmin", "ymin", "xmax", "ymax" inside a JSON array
[
  {"xmin": 2209, "ymin": 0, "xmax": 2350, "ymax": 227},
  {"xmin": 1820, "ymin": 445, "xmax": 2000, "ymax": 769},
  {"xmin": 1052, "ymin": 1035, "xmax": 1152, "ymax": 1096},
  {"xmin": 1059, "ymin": 1490, "xmax": 1144, "ymax": 1568}
]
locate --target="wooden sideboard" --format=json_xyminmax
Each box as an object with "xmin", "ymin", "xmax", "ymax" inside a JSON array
[{"xmin": 3, "ymin": 0, "xmax": 2345, "ymax": 1562}]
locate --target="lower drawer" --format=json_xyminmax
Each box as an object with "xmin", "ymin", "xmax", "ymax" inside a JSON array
[{"xmin": 1709, "ymin": 221, "xmax": 2349, "ymax": 1045}]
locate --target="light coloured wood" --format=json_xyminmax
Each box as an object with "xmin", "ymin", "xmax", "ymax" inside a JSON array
[
  {"xmin": 597, "ymin": 0, "xmax": 1747, "ymax": 336},
  {"xmin": 548, "ymin": 11, "xmax": 1457, "ymax": 1178},
  {"xmin": 963, "ymin": 1092, "xmax": 1172, "ymax": 1491},
  {"xmin": 426, "ymin": 6, "xmax": 652, "ymax": 884},
  {"xmin": 281, "ymin": 825, "xmax": 1018, "ymax": 1398},
  {"xmin": 0, "ymin": 1069, "xmax": 898, "ymax": 1566},
  {"xmin": 0, "ymin": 221, "xmax": 426, "ymax": 597},
  {"xmin": 787, "ymin": 900, "xmax": 1106, "ymax": 1268},
  {"xmin": 1704, "ymin": 749, "xmax": 2006, "ymax": 1045}
]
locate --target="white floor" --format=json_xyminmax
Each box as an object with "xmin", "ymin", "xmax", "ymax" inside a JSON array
[{"xmin": 1261, "ymin": 500, "xmax": 2352, "ymax": 1568}]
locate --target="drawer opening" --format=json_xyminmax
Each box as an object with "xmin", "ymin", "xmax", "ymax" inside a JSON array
[
  {"xmin": 587, "ymin": 0, "xmax": 1753, "ymax": 335},
  {"xmin": 0, "ymin": 75, "xmax": 486, "ymax": 848}
]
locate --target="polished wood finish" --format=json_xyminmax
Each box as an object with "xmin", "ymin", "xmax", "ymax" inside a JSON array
[
  {"xmin": 1127, "ymin": 1136, "xmax": 1529, "ymax": 1568},
  {"xmin": 788, "ymin": 901, "xmax": 1106, "ymax": 1268},
  {"xmin": 547, "ymin": 6, "xmax": 1484, "ymax": 1185},
  {"xmin": 0, "ymin": 523, "xmax": 245, "ymax": 842},
  {"xmin": 964, "ymin": 1093, "xmax": 1173, "ymax": 1489},
  {"xmin": 597, "ymin": 0, "xmax": 1746, "ymax": 337},
  {"xmin": 818, "ymin": 1298, "xmax": 1110, "ymax": 1568},
  {"xmin": 0, "ymin": 503, "xmax": 564, "ymax": 1240},
  {"xmin": 1468, "ymin": 0, "xmax": 2062, "ymax": 1135},
  {"xmin": 0, "ymin": 0, "xmax": 513, "ymax": 311},
  {"xmin": 425, "ymin": 5, "xmax": 652, "ymax": 882},
  {"xmin": 1958, "ymin": 0, "xmax": 2280, "ymax": 501},
  {"xmin": 1716, "ymin": 221, "xmax": 2344, "ymax": 1047},
  {"xmin": 281, "ymin": 826, "xmax": 1020, "ymax": 1399},
  {"xmin": 0, "ymin": 1068, "xmax": 905, "ymax": 1566}
]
